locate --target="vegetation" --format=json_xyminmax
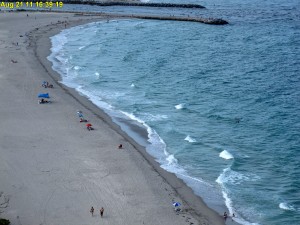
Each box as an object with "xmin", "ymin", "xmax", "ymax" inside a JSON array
[
  {"xmin": 0, "ymin": 218, "xmax": 10, "ymax": 225},
  {"xmin": 0, "ymin": 192, "xmax": 9, "ymax": 225}
]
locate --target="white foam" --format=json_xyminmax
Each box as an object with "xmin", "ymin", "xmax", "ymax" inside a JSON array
[
  {"xmin": 221, "ymin": 188, "xmax": 234, "ymax": 215},
  {"xmin": 166, "ymin": 154, "xmax": 178, "ymax": 165},
  {"xmin": 49, "ymin": 30, "xmax": 68, "ymax": 53},
  {"xmin": 216, "ymin": 168, "xmax": 227, "ymax": 184},
  {"xmin": 119, "ymin": 111, "xmax": 174, "ymax": 163},
  {"xmin": 120, "ymin": 111, "xmax": 165, "ymax": 151},
  {"xmin": 131, "ymin": 83, "xmax": 135, "ymax": 87},
  {"xmin": 75, "ymin": 87, "xmax": 113, "ymax": 111},
  {"xmin": 95, "ymin": 72, "xmax": 101, "ymax": 79},
  {"xmin": 234, "ymin": 217, "xmax": 261, "ymax": 225},
  {"xmin": 120, "ymin": 111, "xmax": 158, "ymax": 140},
  {"xmin": 178, "ymin": 173, "xmax": 213, "ymax": 186},
  {"xmin": 216, "ymin": 167, "xmax": 260, "ymax": 185},
  {"xmin": 175, "ymin": 103, "xmax": 185, "ymax": 109},
  {"xmin": 48, "ymin": 30, "xmax": 74, "ymax": 85},
  {"xmin": 217, "ymin": 168, "xmax": 261, "ymax": 225},
  {"xmin": 219, "ymin": 150, "xmax": 234, "ymax": 160},
  {"xmin": 74, "ymin": 66, "xmax": 81, "ymax": 71},
  {"xmin": 118, "ymin": 111, "xmax": 187, "ymax": 177},
  {"xmin": 139, "ymin": 112, "xmax": 168, "ymax": 122},
  {"xmin": 78, "ymin": 46, "xmax": 85, "ymax": 50},
  {"xmin": 184, "ymin": 135, "xmax": 197, "ymax": 143},
  {"xmin": 279, "ymin": 202, "xmax": 295, "ymax": 211}
]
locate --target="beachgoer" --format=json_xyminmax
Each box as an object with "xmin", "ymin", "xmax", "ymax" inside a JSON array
[
  {"xmin": 39, "ymin": 98, "xmax": 49, "ymax": 104},
  {"xmin": 100, "ymin": 207, "xmax": 104, "ymax": 217},
  {"xmin": 90, "ymin": 206, "xmax": 94, "ymax": 216},
  {"xmin": 223, "ymin": 212, "xmax": 228, "ymax": 220},
  {"xmin": 86, "ymin": 124, "xmax": 93, "ymax": 131},
  {"xmin": 77, "ymin": 111, "xmax": 84, "ymax": 118},
  {"xmin": 42, "ymin": 81, "xmax": 53, "ymax": 88},
  {"xmin": 80, "ymin": 118, "xmax": 87, "ymax": 123},
  {"xmin": 118, "ymin": 144, "xmax": 123, "ymax": 149},
  {"xmin": 232, "ymin": 213, "xmax": 235, "ymax": 221},
  {"xmin": 77, "ymin": 111, "xmax": 83, "ymax": 117}
]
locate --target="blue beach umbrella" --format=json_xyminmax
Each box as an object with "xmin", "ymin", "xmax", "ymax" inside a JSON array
[{"xmin": 173, "ymin": 202, "xmax": 181, "ymax": 207}]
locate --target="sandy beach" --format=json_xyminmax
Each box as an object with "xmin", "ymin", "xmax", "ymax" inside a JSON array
[{"xmin": 0, "ymin": 11, "xmax": 228, "ymax": 225}]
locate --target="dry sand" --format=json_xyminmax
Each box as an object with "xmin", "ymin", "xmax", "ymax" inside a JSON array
[{"xmin": 0, "ymin": 11, "xmax": 228, "ymax": 225}]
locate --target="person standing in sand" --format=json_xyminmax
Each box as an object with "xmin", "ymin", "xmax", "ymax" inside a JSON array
[
  {"xmin": 100, "ymin": 207, "xmax": 104, "ymax": 217},
  {"xmin": 223, "ymin": 212, "xmax": 228, "ymax": 220},
  {"xmin": 90, "ymin": 206, "xmax": 94, "ymax": 216},
  {"xmin": 77, "ymin": 111, "xmax": 84, "ymax": 119}
]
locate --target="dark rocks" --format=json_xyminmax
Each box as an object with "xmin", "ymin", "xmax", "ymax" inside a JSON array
[
  {"xmin": 62, "ymin": 1, "xmax": 206, "ymax": 9},
  {"xmin": 133, "ymin": 15, "xmax": 229, "ymax": 25},
  {"xmin": 202, "ymin": 18, "xmax": 229, "ymax": 25}
]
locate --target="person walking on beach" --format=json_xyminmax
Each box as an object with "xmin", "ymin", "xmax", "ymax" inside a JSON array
[
  {"xmin": 90, "ymin": 206, "xmax": 94, "ymax": 216},
  {"xmin": 100, "ymin": 207, "xmax": 104, "ymax": 217},
  {"xmin": 223, "ymin": 212, "xmax": 228, "ymax": 220}
]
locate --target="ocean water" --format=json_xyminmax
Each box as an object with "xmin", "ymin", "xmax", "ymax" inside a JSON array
[{"xmin": 48, "ymin": 0, "xmax": 300, "ymax": 224}]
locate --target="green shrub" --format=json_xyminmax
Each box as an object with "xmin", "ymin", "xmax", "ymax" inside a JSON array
[{"xmin": 0, "ymin": 218, "xmax": 10, "ymax": 225}]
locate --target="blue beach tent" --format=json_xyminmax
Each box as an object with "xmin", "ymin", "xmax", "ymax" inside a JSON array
[
  {"xmin": 38, "ymin": 93, "xmax": 49, "ymax": 98},
  {"xmin": 173, "ymin": 202, "xmax": 181, "ymax": 207}
]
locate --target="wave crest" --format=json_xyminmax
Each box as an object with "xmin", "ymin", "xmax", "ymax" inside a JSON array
[
  {"xmin": 184, "ymin": 135, "xmax": 197, "ymax": 143},
  {"xmin": 175, "ymin": 103, "xmax": 185, "ymax": 110},
  {"xmin": 279, "ymin": 203, "xmax": 296, "ymax": 211},
  {"xmin": 219, "ymin": 150, "xmax": 234, "ymax": 160},
  {"xmin": 166, "ymin": 154, "xmax": 178, "ymax": 165}
]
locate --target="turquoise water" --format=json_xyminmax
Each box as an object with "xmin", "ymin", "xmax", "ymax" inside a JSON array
[{"xmin": 48, "ymin": 1, "xmax": 300, "ymax": 224}]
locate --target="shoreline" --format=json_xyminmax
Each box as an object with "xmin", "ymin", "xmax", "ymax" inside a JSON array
[{"xmin": 0, "ymin": 11, "xmax": 237, "ymax": 225}]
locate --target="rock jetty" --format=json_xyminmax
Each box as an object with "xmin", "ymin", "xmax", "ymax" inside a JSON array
[
  {"xmin": 131, "ymin": 15, "xmax": 228, "ymax": 25},
  {"xmin": 63, "ymin": 1, "xmax": 229, "ymax": 25},
  {"xmin": 62, "ymin": 1, "xmax": 206, "ymax": 9},
  {"xmin": 6, "ymin": 0, "xmax": 229, "ymax": 25}
]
